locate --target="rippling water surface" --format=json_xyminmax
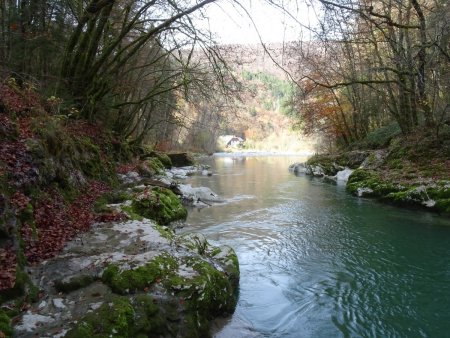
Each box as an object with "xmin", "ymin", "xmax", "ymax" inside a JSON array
[{"xmin": 180, "ymin": 155, "xmax": 450, "ymax": 338}]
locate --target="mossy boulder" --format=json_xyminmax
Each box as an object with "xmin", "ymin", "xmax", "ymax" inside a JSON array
[
  {"xmin": 167, "ymin": 153, "xmax": 195, "ymax": 167},
  {"xmin": 99, "ymin": 245, "xmax": 239, "ymax": 337},
  {"xmin": 155, "ymin": 153, "xmax": 172, "ymax": 169},
  {"xmin": 347, "ymin": 170, "xmax": 450, "ymax": 213},
  {"xmin": 306, "ymin": 152, "xmax": 369, "ymax": 177},
  {"xmin": 177, "ymin": 233, "xmax": 240, "ymax": 290},
  {"xmin": 0, "ymin": 309, "xmax": 13, "ymax": 337},
  {"xmin": 131, "ymin": 187, "xmax": 187, "ymax": 225},
  {"xmin": 10, "ymin": 216, "xmax": 240, "ymax": 337},
  {"xmin": 137, "ymin": 157, "xmax": 166, "ymax": 177},
  {"xmin": 102, "ymin": 253, "xmax": 178, "ymax": 295},
  {"xmin": 54, "ymin": 275, "xmax": 95, "ymax": 293},
  {"xmin": 65, "ymin": 296, "xmax": 141, "ymax": 338},
  {"xmin": 347, "ymin": 169, "xmax": 400, "ymax": 197},
  {"xmin": 306, "ymin": 154, "xmax": 341, "ymax": 176},
  {"xmin": 146, "ymin": 158, "xmax": 165, "ymax": 174},
  {"xmin": 420, "ymin": 183, "xmax": 450, "ymax": 213}
]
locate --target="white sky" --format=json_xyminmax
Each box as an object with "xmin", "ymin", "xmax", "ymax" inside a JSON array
[{"xmin": 201, "ymin": 0, "xmax": 320, "ymax": 44}]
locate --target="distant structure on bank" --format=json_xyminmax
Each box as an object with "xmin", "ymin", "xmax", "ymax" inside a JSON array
[{"xmin": 217, "ymin": 135, "xmax": 245, "ymax": 150}]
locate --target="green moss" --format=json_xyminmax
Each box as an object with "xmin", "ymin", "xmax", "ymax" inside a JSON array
[
  {"xmin": 177, "ymin": 235, "xmax": 240, "ymax": 291},
  {"xmin": 353, "ymin": 122, "xmax": 401, "ymax": 149},
  {"xmin": 428, "ymin": 185, "xmax": 450, "ymax": 200},
  {"xmin": 131, "ymin": 187, "xmax": 187, "ymax": 225},
  {"xmin": 65, "ymin": 297, "xmax": 134, "ymax": 338},
  {"xmin": 18, "ymin": 203, "xmax": 34, "ymax": 224},
  {"xmin": 306, "ymin": 155, "xmax": 337, "ymax": 176},
  {"xmin": 167, "ymin": 153, "xmax": 195, "ymax": 167},
  {"xmin": 100, "ymin": 249, "xmax": 239, "ymax": 334},
  {"xmin": 0, "ymin": 309, "xmax": 13, "ymax": 337},
  {"xmin": 435, "ymin": 198, "xmax": 450, "ymax": 213},
  {"xmin": 347, "ymin": 169, "xmax": 400, "ymax": 197},
  {"xmin": 66, "ymin": 295, "xmax": 168, "ymax": 338},
  {"xmin": 54, "ymin": 275, "xmax": 95, "ymax": 293},
  {"xmin": 184, "ymin": 257, "xmax": 237, "ymax": 319},
  {"xmin": 384, "ymin": 186, "xmax": 426, "ymax": 205},
  {"xmin": 94, "ymin": 191, "xmax": 131, "ymax": 213},
  {"xmin": 346, "ymin": 169, "xmax": 374, "ymax": 195},
  {"xmin": 153, "ymin": 224, "xmax": 175, "ymax": 241},
  {"xmin": 132, "ymin": 295, "xmax": 166, "ymax": 335},
  {"xmin": 179, "ymin": 233, "xmax": 209, "ymax": 255},
  {"xmin": 102, "ymin": 254, "xmax": 178, "ymax": 295},
  {"xmin": 146, "ymin": 158, "xmax": 165, "ymax": 174},
  {"xmin": 29, "ymin": 116, "xmax": 117, "ymax": 188},
  {"xmin": 155, "ymin": 153, "xmax": 172, "ymax": 169}
]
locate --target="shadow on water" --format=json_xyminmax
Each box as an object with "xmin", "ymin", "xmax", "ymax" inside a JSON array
[{"xmin": 179, "ymin": 155, "xmax": 450, "ymax": 338}]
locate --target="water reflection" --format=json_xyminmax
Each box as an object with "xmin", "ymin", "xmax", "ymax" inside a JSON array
[{"xmin": 181, "ymin": 155, "xmax": 450, "ymax": 338}]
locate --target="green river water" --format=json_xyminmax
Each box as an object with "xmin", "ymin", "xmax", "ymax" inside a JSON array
[{"xmin": 181, "ymin": 155, "xmax": 450, "ymax": 338}]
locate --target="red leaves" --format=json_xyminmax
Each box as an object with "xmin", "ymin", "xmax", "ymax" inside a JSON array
[
  {"xmin": 22, "ymin": 181, "xmax": 111, "ymax": 263},
  {"xmin": 18, "ymin": 117, "xmax": 34, "ymax": 139},
  {"xmin": 10, "ymin": 191, "xmax": 31, "ymax": 211},
  {"xmin": 0, "ymin": 140, "xmax": 38, "ymax": 188},
  {"xmin": 66, "ymin": 120, "xmax": 106, "ymax": 145},
  {"xmin": 0, "ymin": 245, "xmax": 17, "ymax": 291},
  {"xmin": 0, "ymin": 82, "xmax": 40, "ymax": 114},
  {"xmin": 95, "ymin": 211, "xmax": 127, "ymax": 223},
  {"xmin": 116, "ymin": 163, "xmax": 137, "ymax": 174}
]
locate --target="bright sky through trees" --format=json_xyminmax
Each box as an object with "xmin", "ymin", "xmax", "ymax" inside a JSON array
[{"xmin": 202, "ymin": 0, "xmax": 319, "ymax": 44}]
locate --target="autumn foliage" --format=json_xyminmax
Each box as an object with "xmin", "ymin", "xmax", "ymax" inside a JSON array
[{"xmin": 0, "ymin": 79, "xmax": 126, "ymax": 292}]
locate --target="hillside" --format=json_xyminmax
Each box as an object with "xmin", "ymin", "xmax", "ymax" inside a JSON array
[{"xmin": 178, "ymin": 43, "xmax": 317, "ymax": 154}]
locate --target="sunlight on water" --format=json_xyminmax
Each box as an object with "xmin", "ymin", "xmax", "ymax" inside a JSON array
[{"xmin": 180, "ymin": 155, "xmax": 450, "ymax": 338}]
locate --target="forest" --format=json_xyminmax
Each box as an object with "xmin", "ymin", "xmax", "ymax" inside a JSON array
[{"xmin": 0, "ymin": 0, "xmax": 449, "ymax": 149}]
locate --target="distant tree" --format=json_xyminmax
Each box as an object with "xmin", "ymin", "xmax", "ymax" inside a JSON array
[{"xmin": 271, "ymin": 0, "xmax": 450, "ymax": 143}]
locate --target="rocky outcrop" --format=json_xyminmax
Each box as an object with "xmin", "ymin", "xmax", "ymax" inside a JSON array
[
  {"xmin": 289, "ymin": 146, "xmax": 450, "ymax": 214},
  {"xmin": 131, "ymin": 187, "xmax": 188, "ymax": 225},
  {"xmin": 167, "ymin": 153, "xmax": 195, "ymax": 167},
  {"xmin": 4, "ymin": 156, "xmax": 236, "ymax": 338},
  {"xmin": 178, "ymin": 184, "xmax": 224, "ymax": 207},
  {"xmin": 12, "ymin": 220, "xmax": 239, "ymax": 338},
  {"xmin": 346, "ymin": 169, "xmax": 450, "ymax": 212},
  {"xmin": 289, "ymin": 160, "xmax": 352, "ymax": 182}
]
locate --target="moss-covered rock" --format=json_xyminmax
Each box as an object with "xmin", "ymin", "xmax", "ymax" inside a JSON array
[
  {"xmin": 146, "ymin": 158, "xmax": 165, "ymax": 174},
  {"xmin": 155, "ymin": 153, "xmax": 172, "ymax": 169},
  {"xmin": 94, "ymin": 191, "xmax": 131, "ymax": 213},
  {"xmin": 347, "ymin": 170, "xmax": 450, "ymax": 214},
  {"xmin": 102, "ymin": 254, "xmax": 178, "ymax": 295},
  {"xmin": 167, "ymin": 153, "xmax": 195, "ymax": 167},
  {"xmin": 306, "ymin": 151, "xmax": 368, "ymax": 176},
  {"xmin": 99, "ymin": 244, "xmax": 239, "ymax": 337},
  {"xmin": 346, "ymin": 169, "xmax": 401, "ymax": 198},
  {"xmin": 306, "ymin": 154, "xmax": 340, "ymax": 176},
  {"xmin": 65, "ymin": 296, "xmax": 136, "ymax": 338},
  {"xmin": 177, "ymin": 233, "xmax": 240, "ymax": 290},
  {"xmin": 131, "ymin": 187, "xmax": 187, "ymax": 225},
  {"xmin": 0, "ymin": 309, "xmax": 13, "ymax": 337},
  {"xmin": 54, "ymin": 275, "xmax": 95, "ymax": 293}
]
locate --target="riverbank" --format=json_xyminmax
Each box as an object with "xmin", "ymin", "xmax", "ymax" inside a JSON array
[
  {"xmin": 289, "ymin": 132, "xmax": 450, "ymax": 215},
  {"xmin": 0, "ymin": 91, "xmax": 239, "ymax": 337}
]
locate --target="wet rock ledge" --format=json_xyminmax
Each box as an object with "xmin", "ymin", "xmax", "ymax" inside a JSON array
[
  {"xmin": 10, "ymin": 161, "xmax": 239, "ymax": 338},
  {"xmin": 290, "ymin": 147, "xmax": 450, "ymax": 214},
  {"xmin": 14, "ymin": 220, "xmax": 239, "ymax": 338}
]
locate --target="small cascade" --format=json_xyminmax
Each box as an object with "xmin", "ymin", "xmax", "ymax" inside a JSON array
[{"xmin": 336, "ymin": 167, "xmax": 354, "ymax": 183}]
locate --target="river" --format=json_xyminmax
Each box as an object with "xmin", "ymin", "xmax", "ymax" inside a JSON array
[{"xmin": 179, "ymin": 155, "xmax": 450, "ymax": 338}]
